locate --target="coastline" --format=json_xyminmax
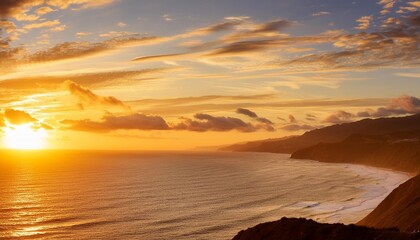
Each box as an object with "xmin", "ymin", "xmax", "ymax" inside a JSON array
[
  {"xmin": 265, "ymin": 155, "xmax": 412, "ymax": 224},
  {"xmin": 309, "ymin": 162, "xmax": 411, "ymax": 224},
  {"xmin": 231, "ymin": 153, "xmax": 418, "ymax": 239}
]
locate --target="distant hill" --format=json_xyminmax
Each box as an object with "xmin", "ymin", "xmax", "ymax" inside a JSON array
[
  {"xmin": 232, "ymin": 217, "xmax": 419, "ymax": 240},
  {"xmin": 291, "ymin": 134, "xmax": 420, "ymax": 173},
  {"xmin": 358, "ymin": 174, "xmax": 420, "ymax": 232},
  {"xmin": 222, "ymin": 114, "xmax": 420, "ymax": 154},
  {"xmin": 220, "ymin": 136, "xmax": 298, "ymax": 153}
]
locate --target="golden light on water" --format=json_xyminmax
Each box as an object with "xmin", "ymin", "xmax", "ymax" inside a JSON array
[{"xmin": 4, "ymin": 124, "xmax": 47, "ymax": 150}]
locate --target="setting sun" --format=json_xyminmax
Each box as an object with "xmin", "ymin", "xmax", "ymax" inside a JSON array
[{"xmin": 4, "ymin": 125, "xmax": 47, "ymax": 150}]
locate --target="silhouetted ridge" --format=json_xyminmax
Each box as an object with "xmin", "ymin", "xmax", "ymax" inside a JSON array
[
  {"xmin": 222, "ymin": 114, "xmax": 420, "ymax": 154},
  {"xmin": 232, "ymin": 217, "xmax": 419, "ymax": 240}
]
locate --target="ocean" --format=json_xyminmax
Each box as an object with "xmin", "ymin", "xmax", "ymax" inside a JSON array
[{"xmin": 0, "ymin": 151, "xmax": 409, "ymax": 239}]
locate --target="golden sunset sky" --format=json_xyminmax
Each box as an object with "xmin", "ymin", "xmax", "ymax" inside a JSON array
[{"xmin": 0, "ymin": 0, "xmax": 419, "ymax": 150}]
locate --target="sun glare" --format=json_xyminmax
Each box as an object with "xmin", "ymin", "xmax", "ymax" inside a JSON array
[{"xmin": 4, "ymin": 124, "xmax": 47, "ymax": 150}]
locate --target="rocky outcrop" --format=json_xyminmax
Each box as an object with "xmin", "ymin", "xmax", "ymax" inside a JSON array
[{"xmin": 232, "ymin": 217, "xmax": 419, "ymax": 240}]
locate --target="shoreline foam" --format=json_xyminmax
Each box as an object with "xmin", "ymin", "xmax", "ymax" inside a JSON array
[{"xmin": 306, "ymin": 162, "xmax": 411, "ymax": 224}]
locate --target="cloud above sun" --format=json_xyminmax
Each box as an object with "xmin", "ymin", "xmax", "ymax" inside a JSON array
[
  {"xmin": 63, "ymin": 80, "xmax": 131, "ymax": 110},
  {"xmin": 1, "ymin": 109, "xmax": 52, "ymax": 130}
]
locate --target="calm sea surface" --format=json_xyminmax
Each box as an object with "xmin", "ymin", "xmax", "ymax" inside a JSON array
[{"xmin": 0, "ymin": 151, "xmax": 408, "ymax": 239}]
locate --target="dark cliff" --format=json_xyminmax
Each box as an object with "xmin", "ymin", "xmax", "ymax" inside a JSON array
[{"xmin": 232, "ymin": 217, "xmax": 419, "ymax": 240}]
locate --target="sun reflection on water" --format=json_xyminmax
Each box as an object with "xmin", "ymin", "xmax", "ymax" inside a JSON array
[{"xmin": 7, "ymin": 168, "xmax": 47, "ymax": 238}]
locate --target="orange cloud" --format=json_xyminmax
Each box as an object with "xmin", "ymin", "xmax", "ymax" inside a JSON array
[
  {"xmin": 311, "ymin": 96, "xmax": 420, "ymax": 124},
  {"xmin": 61, "ymin": 110, "xmax": 276, "ymax": 133},
  {"xmin": 3, "ymin": 109, "xmax": 53, "ymax": 130},
  {"xmin": 189, "ymin": 21, "xmax": 243, "ymax": 36},
  {"xmin": 132, "ymin": 13, "xmax": 418, "ymax": 79},
  {"xmin": 0, "ymin": 0, "xmax": 43, "ymax": 18},
  {"xmin": 35, "ymin": 6, "xmax": 56, "ymax": 15},
  {"xmin": 377, "ymin": 0, "xmax": 396, "ymax": 13},
  {"xmin": 132, "ymin": 53, "xmax": 185, "ymax": 62},
  {"xmin": 358, "ymin": 95, "xmax": 420, "ymax": 117},
  {"xmin": 4, "ymin": 109, "xmax": 37, "ymax": 125},
  {"xmin": 236, "ymin": 108, "xmax": 258, "ymax": 118},
  {"xmin": 23, "ymin": 19, "xmax": 60, "ymax": 30},
  {"xmin": 50, "ymin": 25, "xmax": 66, "ymax": 32},
  {"xmin": 0, "ymin": 69, "xmax": 167, "ymax": 90},
  {"xmin": 236, "ymin": 108, "xmax": 274, "ymax": 126},
  {"xmin": 289, "ymin": 115, "xmax": 297, "ymax": 123},
  {"xmin": 324, "ymin": 110, "xmax": 354, "ymax": 124},
  {"xmin": 0, "ymin": 47, "xmax": 25, "ymax": 74},
  {"xmin": 173, "ymin": 113, "xmax": 274, "ymax": 132},
  {"xmin": 63, "ymin": 80, "xmax": 131, "ymax": 110},
  {"xmin": 407, "ymin": 1, "xmax": 420, "ymax": 7},
  {"xmin": 27, "ymin": 35, "xmax": 161, "ymax": 63},
  {"xmin": 46, "ymin": 0, "xmax": 114, "ymax": 10},
  {"xmin": 355, "ymin": 16, "xmax": 373, "ymax": 30},
  {"xmin": 61, "ymin": 112, "xmax": 170, "ymax": 132}
]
